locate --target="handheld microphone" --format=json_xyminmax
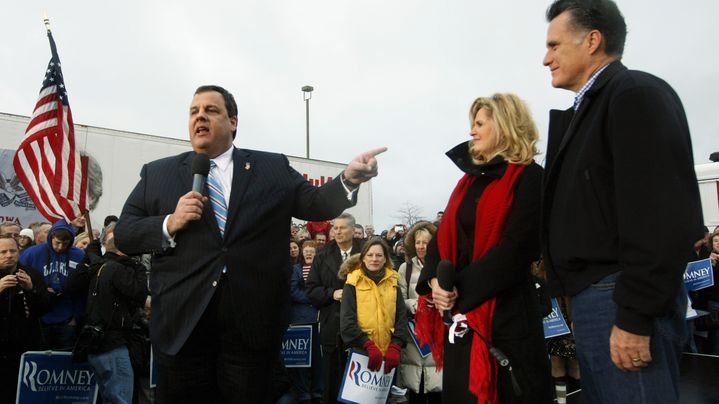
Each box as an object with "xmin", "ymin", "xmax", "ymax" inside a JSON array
[
  {"xmin": 191, "ymin": 153, "xmax": 210, "ymax": 194},
  {"xmin": 436, "ymin": 260, "xmax": 455, "ymax": 326}
]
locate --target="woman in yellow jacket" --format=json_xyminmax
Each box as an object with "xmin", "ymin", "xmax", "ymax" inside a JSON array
[{"xmin": 340, "ymin": 238, "xmax": 409, "ymax": 373}]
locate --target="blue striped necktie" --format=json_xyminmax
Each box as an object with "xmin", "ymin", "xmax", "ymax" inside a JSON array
[{"xmin": 207, "ymin": 160, "xmax": 227, "ymax": 237}]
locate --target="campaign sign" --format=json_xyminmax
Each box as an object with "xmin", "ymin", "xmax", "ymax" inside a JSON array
[
  {"xmin": 408, "ymin": 319, "xmax": 432, "ymax": 358},
  {"xmin": 16, "ymin": 351, "xmax": 98, "ymax": 404},
  {"xmin": 281, "ymin": 325, "xmax": 312, "ymax": 368},
  {"xmin": 684, "ymin": 259, "xmax": 714, "ymax": 292},
  {"xmin": 543, "ymin": 298, "xmax": 571, "ymax": 339},
  {"xmin": 338, "ymin": 350, "xmax": 395, "ymax": 404}
]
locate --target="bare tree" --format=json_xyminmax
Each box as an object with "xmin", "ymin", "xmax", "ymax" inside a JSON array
[{"xmin": 392, "ymin": 201, "xmax": 425, "ymax": 227}]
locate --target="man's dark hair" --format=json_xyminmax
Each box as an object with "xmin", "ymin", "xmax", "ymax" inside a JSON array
[
  {"xmin": 195, "ymin": 85, "xmax": 238, "ymax": 139},
  {"xmin": 104, "ymin": 215, "xmax": 119, "ymax": 227},
  {"xmin": 52, "ymin": 229, "xmax": 73, "ymax": 243},
  {"xmin": 546, "ymin": 0, "xmax": 627, "ymax": 57}
]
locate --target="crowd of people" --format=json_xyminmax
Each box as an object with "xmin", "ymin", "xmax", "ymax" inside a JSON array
[
  {"xmin": 1, "ymin": 1, "xmax": 716, "ymax": 403},
  {"xmin": 0, "ymin": 217, "xmax": 152, "ymax": 404}
]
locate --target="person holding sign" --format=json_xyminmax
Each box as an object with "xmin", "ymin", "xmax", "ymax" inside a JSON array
[
  {"xmin": 397, "ymin": 221, "xmax": 443, "ymax": 403},
  {"xmin": 288, "ymin": 240, "xmax": 323, "ymax": 403},
  {"xmin": 415, "ymin": 94, "xmax": 553, "ymax": 403},
  {"xmin": 0, "ymin": 236, "xmax": 51, "ymax": 404},
  {"xmin": 694, "ymin": 233, "xmax": 719, "ymax": 354},
  {"xmin": 339, "ymin": 239, "xmax": 409, "ymax": 375}
]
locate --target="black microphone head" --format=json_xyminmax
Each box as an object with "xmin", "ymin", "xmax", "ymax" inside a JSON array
[
  {"xmin": 436, "ymin": 260, "xmax": 455, "ymax": 291},
  {"xmin": 192, "ymin": 153, "xmax": 210, "ymax": 176}
]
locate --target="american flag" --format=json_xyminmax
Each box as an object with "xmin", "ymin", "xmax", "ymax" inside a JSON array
[{"xmin": 13, "ymin": 30, "xmax": 88, "ymax": 222}]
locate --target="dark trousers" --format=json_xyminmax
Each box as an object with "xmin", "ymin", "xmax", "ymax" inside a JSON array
[
  {"xmin": 41, "ymin": 322, "xmax": 77, "ymax": 351},
  {"xmin": 154, "ymin": 275, "xmax": 276, "ymax": 404},
  {"xmin": 320, "ymin": 345, "xmax": 346, "ymax": 404},
  {"xmin": 407, "ymin": 375, "xmax": 442, "ymax": 404},
  {"xmin": 288, "ymin": 323, "xmax": 324, "ymax": 401},
  {"xmin": 0, "ymin": 355, "xmax": 20, "ymax": 404}
]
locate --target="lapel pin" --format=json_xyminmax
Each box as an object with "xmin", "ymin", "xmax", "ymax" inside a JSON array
[{"xmin": 245, "ymin": 162, "xmax": 251, "ymax": 171}]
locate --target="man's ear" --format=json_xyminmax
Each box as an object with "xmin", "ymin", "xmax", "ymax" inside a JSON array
[{"xmin": 587, "ymin": 29, "xmax": 604, "ymax": 55}]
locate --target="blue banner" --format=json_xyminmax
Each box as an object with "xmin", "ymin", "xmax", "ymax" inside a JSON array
[
  {"xmin": 281, "ymin": 325, "xmax": 312, "ymax": 368},
  {"xmin": 16, "ymin": 351, "xmax": 98, "ymax": 404},
  {"xmin": 407, "ymin": 319, "xmax": 431, "ymax": 358},
  {"xmin": 543, "ymin": 298, "xmax": 571, "ymax": 339},
  {"xmin": 684, "ymin": 258, "xmax": 714, "ymax": 292}
]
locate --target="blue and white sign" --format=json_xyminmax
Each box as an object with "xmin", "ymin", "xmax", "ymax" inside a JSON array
[
  {"xmin": 281, "ymin": 325, "xmax": 312, "ymax": 368},
  {"xmin": 408, "ymin": 319, "xmax": 431, "ymax": 358},
  {"xmin": 684, "ymin": 258, "xmax": 714, "ymax": 292},
  {"xmin": 16, "ymin": 351, "xmax": 98, "ymax": 404},
  {"xmin": 338, "ymin": 350, "xmax": 395, "ymax": 404},
  {"xmin": 543, "ymin": 298, "xmax": 571, "ymax": 339}
]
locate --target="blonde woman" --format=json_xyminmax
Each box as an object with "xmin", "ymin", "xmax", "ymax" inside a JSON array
[
  {"xmin": 74, "ymin": 231, "xmax": 91, "ymax": 251},
  {"xmin": 415, "ymin": 94, "xmax": 552, "ymax": 403}
]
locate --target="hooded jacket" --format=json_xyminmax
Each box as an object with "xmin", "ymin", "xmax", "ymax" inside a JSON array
[{"xmin": 20, "ymin": 219, "xmax": 86, "ymax": 324}]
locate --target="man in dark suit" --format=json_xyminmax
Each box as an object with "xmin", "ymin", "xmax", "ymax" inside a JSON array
[
  {"xmin": 114, "ymin": 85, "xmax": 385, "ymax": 403},
  {"xmin": 305, "ymin": 213, "xmax": 363, "ymax": 403},
  {"xmin": 541, "ymin": 1, "xmax": 703, "ymax": 403}
]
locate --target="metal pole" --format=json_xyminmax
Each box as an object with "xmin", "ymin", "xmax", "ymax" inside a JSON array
[
  {"xmin": 301, "ymin": 85, "xmax": 313, "ymax": 159},
  {"xmin": 305, "ymin": 98, "xmax": 310, "ymax": 159}
]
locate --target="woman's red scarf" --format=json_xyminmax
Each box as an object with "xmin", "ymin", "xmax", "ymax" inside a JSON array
[{"xmin": 415, "ymin": 163, "xmax": 525, "ymax": 404}]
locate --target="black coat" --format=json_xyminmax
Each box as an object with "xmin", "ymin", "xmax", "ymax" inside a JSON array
[
  {"xmin": 542, "ymin": 61, "xmax": 704, "ymax": 335},
  {"xmin": 115, "ymin": 148, "xmax": 355, "ymax": 355},
  {"xmin": 416, "ymin": 144, "xmax": 553, "ymax": 403},
  {"xmin": 306, "ymin": 239, "xmax": 364, "ymax": 346},
  {"xmin": 67, "ymin": 253, "xmax": 148, "ymax": 354},
  {"xmin": 0, "ymin": 264, "xmax": 51, "ymax": 356}
]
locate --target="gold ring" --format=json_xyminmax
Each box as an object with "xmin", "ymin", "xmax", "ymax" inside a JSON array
[{"xmin": 632, "ymin": 358, "xmax": 642, "ymax": 362}]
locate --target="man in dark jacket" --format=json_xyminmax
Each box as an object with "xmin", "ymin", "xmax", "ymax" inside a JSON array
[
  {"xmin": 20, "ymin": 219, "xmax": 86, "ymax": 350},
  {"xmin": 67, "ymin": 223, "xmax": 149, "ymax": 404},
  {"xmin": 541, "ymin": 1, "xmax": 703, "ymax": 402},
  {"xmin": 0, "ymin": 236, "xmax": 51, "ymax": 404},
  {"xmin": 306, "ymin": 213, "xmax": 363, "ymax": 403}
]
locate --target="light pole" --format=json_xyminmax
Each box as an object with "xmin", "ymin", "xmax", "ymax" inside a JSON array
[{"xmin": 302, "ymin": 85, "xmax": 314, "ymax": 159}]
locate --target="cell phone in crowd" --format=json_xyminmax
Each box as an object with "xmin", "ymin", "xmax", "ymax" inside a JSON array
[{"xmin": 394, "ymin": 225, "xmax": 403, "ymax": 232}]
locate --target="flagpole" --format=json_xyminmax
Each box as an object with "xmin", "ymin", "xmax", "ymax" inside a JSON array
[{"xmin": 43, "ymin": 11, "xmax": 51, "ymax": 33}]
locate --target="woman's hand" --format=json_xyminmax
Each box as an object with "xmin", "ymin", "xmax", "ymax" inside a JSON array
[{"xmin": 429, "ymin": 277, "xmax": 457, "ymax": 312}]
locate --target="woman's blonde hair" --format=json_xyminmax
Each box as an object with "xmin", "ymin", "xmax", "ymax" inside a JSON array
[
  {"xmin": 468, "ymin": 93, "xmax": 540, "ymax": 165},
  {"xmin": 74, "ymin": 231, "xmax": 90, "ymax": 246},
  {"xmin": 403, "ymin": 221, "xmax": 437, "ymax": 260}
]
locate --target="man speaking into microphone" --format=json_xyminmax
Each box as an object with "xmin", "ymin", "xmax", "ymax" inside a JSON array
[{"xmin": 115, "ymin": 85, "xmax": 385, "ymax": 404}]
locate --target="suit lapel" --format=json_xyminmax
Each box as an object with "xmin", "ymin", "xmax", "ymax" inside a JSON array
[
  {"xmin": 224, "ymin": 148, "xmax": 255, "ymax": 232},
  {"xmin": 179, "ymin": 152, "xmax": 194, "ymax": 192}
]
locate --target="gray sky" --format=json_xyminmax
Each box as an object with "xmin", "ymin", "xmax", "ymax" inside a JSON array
[{"xmin": 2, "ymin": 1, "xmax": 717, "ymax": 230}]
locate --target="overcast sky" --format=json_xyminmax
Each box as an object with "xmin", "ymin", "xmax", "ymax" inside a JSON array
[{"xmin": 2, "ymin": 1, "xmax": 717, "ymax": 230}]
